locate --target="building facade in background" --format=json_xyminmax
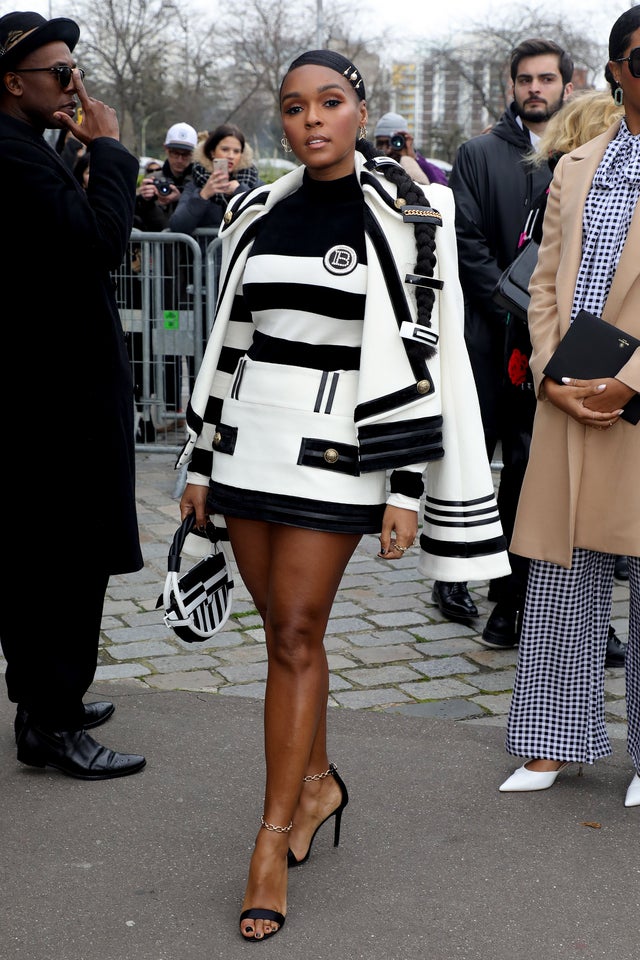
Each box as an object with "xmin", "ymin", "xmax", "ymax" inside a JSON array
[{"xmin": 383, "ymin": 49, "xmax": 588, "ymax": 165}]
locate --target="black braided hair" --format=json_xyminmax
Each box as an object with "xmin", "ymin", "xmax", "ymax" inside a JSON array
[{"xmin": 356, "ymin": 138, "xmax": 438, "ymax": 335}]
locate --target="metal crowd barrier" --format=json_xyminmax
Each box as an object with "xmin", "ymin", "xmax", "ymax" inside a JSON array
[{"xmin": 113, "ymin": 230, "xmax": 222, "ymax": 452}]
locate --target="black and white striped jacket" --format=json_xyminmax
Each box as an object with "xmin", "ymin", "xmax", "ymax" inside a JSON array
[{"xmin": 178, "ymin": 153, "xmax": 510, "ymax": 581}]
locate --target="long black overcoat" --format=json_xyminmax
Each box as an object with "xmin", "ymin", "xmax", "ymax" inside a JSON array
[
  {"xmin": 447, "ymin": 105, "xmax": 552, "ymax": 429},
  {"xmin": 0, "ymin": 113, "xmax": 143, "ymax": 574}
]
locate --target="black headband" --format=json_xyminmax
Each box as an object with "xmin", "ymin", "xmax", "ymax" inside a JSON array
[{"xmin": 282, "ymin": 49, "xmax": 366, "ymax": 101}]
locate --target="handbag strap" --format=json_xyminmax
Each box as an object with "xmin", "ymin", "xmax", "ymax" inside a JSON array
[
  {"xmin": 168, "ymin": 514, "xmax": 219, "ymax": 573},
  {"xmin": 518, "ymin": 207, "xmax": 540, "ymax": 248}
]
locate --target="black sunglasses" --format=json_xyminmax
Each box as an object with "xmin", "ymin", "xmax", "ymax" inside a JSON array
[
  {"xmin": 614, "ymin": 46, "xmax": 640, "ymax": 79},
  {"xmin": 14, "ymin": 65, "xmax": 85, "ymax": 88}
]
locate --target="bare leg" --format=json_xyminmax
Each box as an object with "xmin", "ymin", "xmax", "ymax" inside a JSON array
[{"xmin": 227, "ymin": 518, "xmax": 361, "ymax": 940}]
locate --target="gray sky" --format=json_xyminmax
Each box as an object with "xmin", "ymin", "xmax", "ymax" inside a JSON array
[
  {"xmin": 360, "ymin": 0, "xmax": 626, "ymax": 53},
  {"xmin": 12, "ymin": 0, "xmax": 631, "ymax": 56}
]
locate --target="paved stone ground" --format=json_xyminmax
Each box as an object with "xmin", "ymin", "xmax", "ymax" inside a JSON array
[{"xmin": 3, "ymin": 451, "xmax": 629, "ymax": 737}]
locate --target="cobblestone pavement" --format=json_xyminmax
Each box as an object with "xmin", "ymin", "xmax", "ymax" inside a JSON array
[{"xmin": 8, "ymin": 451, "xmax": 628, "ymax": 736}]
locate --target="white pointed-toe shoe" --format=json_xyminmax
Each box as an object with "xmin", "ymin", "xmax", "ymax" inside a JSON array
[
  {"xmin": 624, "ymin": 773, "xmax": 640, "ymax": 808},
  {"xmin": 499, "ymin": 760, "xmax": 572, "ymax": 792}
]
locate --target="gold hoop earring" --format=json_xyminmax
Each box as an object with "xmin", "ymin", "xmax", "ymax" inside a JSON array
[
  {"xmin": 614, "ymin": 85, "xmax": 624, "ymax": 106},
  {"xmin": 358, "ymin": 125, "xmax": 367, "ymax": 140},
  {"xmin": 280, "ymin": 136, "xmax": 292, "ymax": 153}
]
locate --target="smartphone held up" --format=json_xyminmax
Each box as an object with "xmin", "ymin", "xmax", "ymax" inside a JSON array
[{"xmin": 213, "ymin": 157, "xmax": 229, "ymax": 181}]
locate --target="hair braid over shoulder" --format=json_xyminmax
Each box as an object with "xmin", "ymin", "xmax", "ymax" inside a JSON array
[{"xmin": 356, "ymin": 139, "xmax": 438, "ymax": 333}]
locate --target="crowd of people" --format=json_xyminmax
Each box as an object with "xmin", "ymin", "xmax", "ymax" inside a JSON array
[{"xmin": 0, "ymin": 3, "xmax": 637, "ymax": 946}]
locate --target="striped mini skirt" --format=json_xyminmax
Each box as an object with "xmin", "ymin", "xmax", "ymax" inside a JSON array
[{"xmin": 207, "ymin": 357, "xmax": 387, "ymax": 533}]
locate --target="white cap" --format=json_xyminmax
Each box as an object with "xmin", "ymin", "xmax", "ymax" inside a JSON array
[
  {"xmin": 374, "ymin": 112, "xmax": 409, "ymax": 139},
  {"xmin": 164, "ymin": 122, "xmax": 198, "ymax": 150}
]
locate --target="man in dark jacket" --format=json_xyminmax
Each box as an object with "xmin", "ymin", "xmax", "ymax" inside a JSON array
[
  {"xmin": 440, "ymin": 39, "xmax": 574, "ymax": 644},
  {"xmin": 0, "ymin": 10, "xmax": 145, "ymax": 778}
]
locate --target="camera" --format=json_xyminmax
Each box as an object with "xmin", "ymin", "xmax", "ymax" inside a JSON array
[
  {"xmin": 390, "ymin": 133, "xmax": 406, "ymax": 151},
  {"xmin": 154, "ymin": 177, "xmax": 174, "ymax": 196}
]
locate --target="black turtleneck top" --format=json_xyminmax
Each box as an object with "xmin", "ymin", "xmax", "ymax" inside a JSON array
[{"xmin": 243, "ymin": 171, "xmax": 368, "ymax": 370}]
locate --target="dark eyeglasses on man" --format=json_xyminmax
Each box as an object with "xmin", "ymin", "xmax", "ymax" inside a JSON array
[{"xmin": 14, "ymin": 65, "xmax": 85, "ymax": 88}]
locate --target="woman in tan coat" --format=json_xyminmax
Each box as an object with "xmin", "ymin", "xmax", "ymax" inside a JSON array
[{"xmin": 499, "ymin": 6, "xmax": 640, "ymax": 808}]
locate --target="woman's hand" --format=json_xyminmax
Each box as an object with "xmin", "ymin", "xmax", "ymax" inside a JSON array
[
  {"xmin": 200, "ymin": 171, "xmax": 237, "ymax": 200},
  {"xmin": 544, "ymin": 376, "xmax": 625, "ymax": 429},
  {"xmin": 179, "ymin": 482, "xmax": 210, "ymax": 530},
  {"xmin": 377, "ymin": 505, "xmax": 418, "ymax": 560}
]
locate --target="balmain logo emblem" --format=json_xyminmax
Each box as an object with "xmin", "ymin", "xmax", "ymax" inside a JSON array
[{"xmin": 323, "ymin": 245, "xmax": 358, "ymax": 275}]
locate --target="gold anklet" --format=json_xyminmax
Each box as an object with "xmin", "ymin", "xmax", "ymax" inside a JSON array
[
  {"xmin": 260, "ymin": 815, "xmax": 293, "ymax": 833},
  {"xmin": 303, "ymin": 763, "xmax": 335, "ymax": 782}
]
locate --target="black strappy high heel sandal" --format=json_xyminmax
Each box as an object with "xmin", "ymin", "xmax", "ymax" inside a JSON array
[
  {"xmin": 239, "ymin": 907, "xmax": 285, "ymax": 942},
  {"xmin": 287, "ymin": 762, "xmax": 349, "ymax": 868},
  {"xmin": 239, "ymin": 816, "xmax": 290, "ymax": 942}
]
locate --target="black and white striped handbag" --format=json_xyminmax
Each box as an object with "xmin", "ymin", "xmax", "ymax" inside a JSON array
[{"xmin": 158, "ymin": 514, "xmax": 234, "ymax": 643}]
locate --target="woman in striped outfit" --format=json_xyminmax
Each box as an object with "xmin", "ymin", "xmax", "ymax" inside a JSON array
[
  {"xmin": 178, "ymin": 50, "xmax": 509, "ymax": 940},
  {"xmin": 499, "ymin": 7, "xmax": 640, "ymax": 808}
]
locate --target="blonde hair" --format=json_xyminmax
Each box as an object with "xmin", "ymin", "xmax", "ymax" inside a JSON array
[{"xmin": 530, "ymin": 89, "xmax": 623, "ymax": 166}]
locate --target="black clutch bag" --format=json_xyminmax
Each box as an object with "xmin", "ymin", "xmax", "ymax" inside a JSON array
[
  {"xmin": 543, "ymin": 309, "xmax": 640, "ymax": 425},
  {"xmin": 492, "ymin": 239, "xmax": 539, "ymax": 323}
]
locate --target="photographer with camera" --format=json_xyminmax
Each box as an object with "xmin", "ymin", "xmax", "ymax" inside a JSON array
[
  {"xmin": 134, "ymin": 122, "xmax": 197, "ymax": 231},
  {"xmin": 132, "ymin": 122, "xmax": 198, "ymax": 426},
  {"xmin": 374, "ymin": 111, "xmax": 448, "ymax": 185}
]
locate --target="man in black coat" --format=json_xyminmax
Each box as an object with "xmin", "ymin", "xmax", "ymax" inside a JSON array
[
  {"xmin": 440, "ymin": 39, "xmax": 574, "ymax": 644},
  {"xmin": 0, "ymin": 11, "xmax": 145, "ymax": 778}
]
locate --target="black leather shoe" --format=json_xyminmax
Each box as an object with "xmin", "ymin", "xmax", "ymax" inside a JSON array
[
  {"xmin": 614, "ymin": 556, "xmax": 629, "ymax": 582},
  {"xmin": 431, "ymin": 581, "xmax": 478, "ymax": 624},
  {"xmin": 81, "ymin": 701, "xmax": 115, "ymax": 729},
  {"xmin": 14, "ymin": 701, "xmax": 115, "ymax": 742},
  {"xmin": 605, "ymin": 625, "xmax": 627, "ymax": 668},
  {"xmin": 479, "ymin": 601, "xmax": 520, "ymax": 649},
  {"xmin": 16, "ymin": 723, "xmax": 145, "ymax": 780}
]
